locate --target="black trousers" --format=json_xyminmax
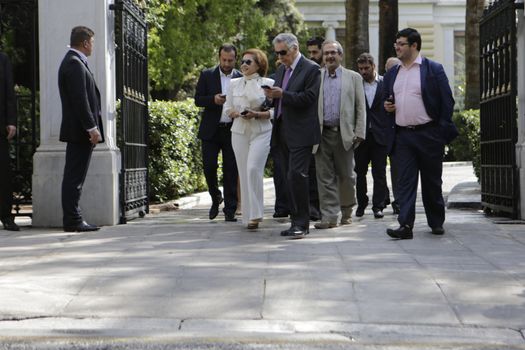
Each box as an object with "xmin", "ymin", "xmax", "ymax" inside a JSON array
[
  {"xmin": 62, "ymin": 142, "xmax": 94, "ymax": 226},
  {"xmin": 201, "ymin": 125, "xmax": 238, "ymax": 217},
  {"xmin": 270, "ymin": 143, "xmax": 289, "ymax": 214},
  {"xmin": 0, "ymin": 138, "xmax": 13, "ymax": 219},
  {"xmin": 354, "ymin": 131, "xmax": 389, "ymax": 210},
  {"xmin": 276, "ymin": 119, "xmax": 312, "ymax": 229},
  {"xmin": 393, "ymin": 126, "xmax": 445, "ymax": 229}
]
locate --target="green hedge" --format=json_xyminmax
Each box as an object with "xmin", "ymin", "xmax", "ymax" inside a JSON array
[
  {"xmin": 449, "ymin": 109, "xmax": 480, "ymax": 181},
  {"xmin": 148, "ymin": 99, "xmax": 206, "ymax": 202}
]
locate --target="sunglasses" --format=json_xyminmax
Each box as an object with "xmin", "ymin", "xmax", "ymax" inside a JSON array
[
  {"xmin": 274, "ymin": 50, "xmax": 289, "ymax": 56},
  {"xmin": 240, "ymin": 59, "xmax": 253, "ymax": 66}
]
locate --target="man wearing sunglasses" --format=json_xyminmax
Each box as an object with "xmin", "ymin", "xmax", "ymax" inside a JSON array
[
  {"xmin": 264, "ymin": 33, "xmax": 321, "ymax": 239},
  {"xmin": 195, "ymin": 44, "xmax": 242, "ymax": 222},
  {"xmin": 383, "ymin": 28, "xmax": 458, "ymax": 240}
]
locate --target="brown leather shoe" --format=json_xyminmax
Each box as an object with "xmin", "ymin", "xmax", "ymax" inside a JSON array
[{"xmin": 314, "ymin": 221, "xmax": 337, "ymax": 229}]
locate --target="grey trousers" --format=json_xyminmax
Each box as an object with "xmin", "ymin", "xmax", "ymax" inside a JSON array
[{"xmin": 314, "ymin": 128, "xmax": 357, "ymax": 223}]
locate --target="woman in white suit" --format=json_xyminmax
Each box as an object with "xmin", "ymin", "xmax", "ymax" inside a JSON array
[{"xmin": 224, "ymin": 49, "xmax": 274, "ymax": 229}]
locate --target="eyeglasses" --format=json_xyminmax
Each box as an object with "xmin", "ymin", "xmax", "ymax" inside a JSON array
[
  {"xmin": 274, "ymin": 50, "xmax": 289, "ymax": 56},
  {"xmin": 394, "ymin": 42, "xmax": 410, "ymax": 48},
  {"xmin": 240, "ymin": 59, "xmax": 253, "ymax": 65},
  {"xmin": 323, "ymin": 50, "xmax": 339, "ymax": 56}
]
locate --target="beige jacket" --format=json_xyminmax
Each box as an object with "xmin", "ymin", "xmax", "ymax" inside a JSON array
[{"xmin": 314, "ymin": 66, "xmax": 366, "ymax": 153}]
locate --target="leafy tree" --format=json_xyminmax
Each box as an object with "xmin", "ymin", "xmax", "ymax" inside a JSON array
[{"xmin": 146, "ymin": 0, "xmax": 306, "ymax": 99}]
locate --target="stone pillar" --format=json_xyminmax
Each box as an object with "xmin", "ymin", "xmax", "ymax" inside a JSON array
[
  {"xmin": 32, "ymin": 0, "xmax": 120, "ymax": 227},
  {"xmin": 517, "ymin": 8, "xmax": 525, "ymax": 220},
  {"xmin": 322, "ymin": 21, "xmax": 339, "ymax": 41}
]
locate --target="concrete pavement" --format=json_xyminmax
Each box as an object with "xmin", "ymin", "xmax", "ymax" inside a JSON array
[{"xmin": 1, "ymin": 162, "xmax": 525, "ymax": 349}]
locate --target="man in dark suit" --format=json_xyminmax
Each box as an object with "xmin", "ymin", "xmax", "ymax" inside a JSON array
[
  {"xmin": 59, "ymin": 26, "xmax": 104, "ymax": 232},
  {"xmin": 0, "ymin": 52, "xmax": 19, "ymax": 231},
  {"xmin": 264, "ymin": 33, "xmax": 321, "ymax": 238},
  {"xmin": 194, "ymin": 44, "xmax": 241, "ymax": 222},
  {"xmin": 355, "ymin": 53, "xmax": 395, "ymax": 219},
  {"xmin": 383, "ymin": 28, "xmax": 458, "ymax": 240}
]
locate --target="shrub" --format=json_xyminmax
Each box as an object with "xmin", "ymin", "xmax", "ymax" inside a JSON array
[
  {"xmin": 449, "ymin": 109, "xmax": 480, "ymax": 181},
  {"xmin": 148, "ymin": 99, "xmax": 206, "ymax": 202}
]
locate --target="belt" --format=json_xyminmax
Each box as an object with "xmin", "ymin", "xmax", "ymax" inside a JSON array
[
  {"xmin": 323, "ymin": 125, "xmax": 339, "ymax": 132},
  {"xmin": 218, "ymin": 122, "xmax": 233, "ymax": 128},
  {"xmin": 396, "ymin": 122, "xmax": 437, "ymax": 131}
]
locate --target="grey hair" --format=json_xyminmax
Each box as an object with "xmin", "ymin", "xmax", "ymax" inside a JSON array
[
  {"xmin": 321, "ymin": 40, "xmax": 344, "ymax": 55},
  {"xmin": 272, "ymin": 33, "xmax": 299, "ymax": 50}
]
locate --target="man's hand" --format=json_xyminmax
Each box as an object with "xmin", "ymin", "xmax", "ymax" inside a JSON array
[
  {"xmin": 384, "ymin": 100, "xmax": 396, "ymax": 113},
  {"xmin": 6, "ymin": 125, "xmax": 16, "ymax": 140},
  {"xmin": 89, "ymin": 128, "xmax": 102, "ymax": 145},
  {"xmin": 263, "ymin": 86, "xmax": 283, "ymax": 99},
  {"xmin": 353, "ymin": 136, "xmax": 364, "ymax": 149},
  {"xmin": 214, "ymin": 93, "xmax": 226, "ymax": 105}
]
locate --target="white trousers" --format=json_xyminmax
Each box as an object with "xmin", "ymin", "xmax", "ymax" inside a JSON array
[{"xmin": 232, "ymin": 128, "xmax": 271, "ymax": 224}]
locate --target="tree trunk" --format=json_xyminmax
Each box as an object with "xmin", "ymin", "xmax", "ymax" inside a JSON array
[
  {"xmin": 464, "ymin": 0, "xmax": 485, "ymax": 110},
  {"xmin": 378, "ymin": 0, "xmax": 398, "ymax": 74},
  {"xmin": 345, "ymin": 0, "xmax": 369, "ymax": 71}
]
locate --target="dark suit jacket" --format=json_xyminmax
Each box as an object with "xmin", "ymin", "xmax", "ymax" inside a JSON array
[
  {"xmin": 0, "ymin": 52, "xmax": 16, "ymax": 138},
  {"xmin": 194, "ymin": 66, "xmax": 241, "ymax": 141},
  {"xmin": 272, "ymin": 55, "xmax": 321, "ymax": 148},
  {"xmin": 383, "ymin": 57, "xmax": 458, "ymax": 145},
  {"xmin": 58, "ymin": 50, "xmax": 104, "ymax": 144},
  {"xmin": 365, "ymin": 75, "xmax": 394, "ymax": 147}
]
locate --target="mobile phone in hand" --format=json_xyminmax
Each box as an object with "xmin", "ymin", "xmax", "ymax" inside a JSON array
[
  {"xmin": 386, "ymin": 95, "xmax": 395, "ymax": 103},
  {"xmin": 240, "ymin": 110, "xmax": 249, "ymax": 116},
  {"xmin": 261, "ymin": 85, "xmax": 271, "ymax": 89},
  {"xmin": 219, "ymin": 94, "xmax": 226, "ymax": 98}
]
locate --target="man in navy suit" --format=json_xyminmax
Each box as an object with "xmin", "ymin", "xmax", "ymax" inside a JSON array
[
  {"xmin": 355, "ymin": 53, "xmax": 394, "ymax": 219},
  {"xmin": 59, "ymin": 26, "xmax": 104, "ymax": 232},
  {"xmin": 383, "ymin": 28, "xmax": 458, "ymax": 240},
  {"xmin": 0, "ymin": 52, "xmax": 19, "ymax": 231},
  {"xmin": 195, "ymin": 44, "xmax": 241, "ymax": 222},
  {"xmin": 264, "ymin": 33, "xmax": 321, "ymax": 238}
]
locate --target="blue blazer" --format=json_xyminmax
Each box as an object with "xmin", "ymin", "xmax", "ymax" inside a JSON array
[
  {"xmin": 382, "ymin": 57, "xmax": 458, "ymax": 147},
  {"xmin": 194, "ymin": 66, "xmax": 241, "ymax": 141},
  {"xmin": 365, "ymin": 75, "xmax": 395, "ymax": 147}
]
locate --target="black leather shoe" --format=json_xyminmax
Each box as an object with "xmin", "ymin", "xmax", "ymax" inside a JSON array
[
  {"xmin": 209, "ymin": 195, "xmax": 224, "ymax": 220},
  {"xmin": 225, "ymin": 214, "xmax": 237, "ymax": 222},
  {"xmin": 1, "ymin": 217, "xmax": 20, "ymax": 231},
  {"xmin": 386, "ymin": 225, "xmax": 413, "ymax": 240},
  {"xmin": 373, "ymin": 208, "xmax": 384, "ymax": 219},
  {"xmin": 280, "ymin": 225, "xmax": 309, "ymax": 238},
  {"xmin": 392, "ymin": 202, "xmax": 400, "ymax": 215},
  {"xmin": 431, "ymin": 227, "xmax": 445, "ymax": 235},
  {"xmin": 355, "ymin": 206, "xmax": 366, "ymax": 217},
  {"xmin": 273, "ymin": 211, "xmax": 289, "ymax": 218},
  {"xmin": 64, "ymin": 221, "xmax": 100, "ymax": 232}
]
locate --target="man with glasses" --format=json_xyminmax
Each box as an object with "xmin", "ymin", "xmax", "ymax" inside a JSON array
[
  {"xmin": 313, "ymin": 40, "xmax": 366, "ymax": 230},
  {"xmin": 264, "ymin": 33, "xmax": 321, "ymax": 238},
  {"xmin": 195, "ymin": 44, "xmax": 242, "ymax": 222},
  {"xmin": 384, "ymin": 28, "xmax": 458, "ymax": 240}
]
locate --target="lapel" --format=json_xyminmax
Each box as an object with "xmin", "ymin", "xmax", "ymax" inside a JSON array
[
  {"xmin": 339, "ymin": 68, "xmax": 348, "ymax": 117},
  {"xmin": 286, "ymin": 55, "xmax": 304, "ymax": 90},
  {"xmin": 420, "ymin": 57, "xmax": 429, "ymax": 95},
  {"xmin": 370, "ymin": 77, "xmax": 383, "ymax": 110}
]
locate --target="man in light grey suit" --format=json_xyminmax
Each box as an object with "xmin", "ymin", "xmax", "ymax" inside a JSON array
[{"xmin": 313, "ymin": 40, "xmax": 366, "ymax": 229}]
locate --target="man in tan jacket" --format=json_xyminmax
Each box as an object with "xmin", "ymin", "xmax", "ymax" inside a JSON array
[{"xmin": 313, "ymin": 40, "xmax": 366, "ymax": 229}]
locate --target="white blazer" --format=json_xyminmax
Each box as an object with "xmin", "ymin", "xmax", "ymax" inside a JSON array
[{"xmin": 223, "ymin": 74, "xmax": 275, "ymax": 135}]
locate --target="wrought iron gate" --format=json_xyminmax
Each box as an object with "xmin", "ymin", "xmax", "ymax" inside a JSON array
[
  {"xmin": 111, "ymin": 0, "xmax": 149, "ymax": 223},
  {"xmin": 479, "ymin": 0, "xmax": 520, "ymax": 218},
  {"xmin": 0, "ymin": 0, "xmax": 39, "ymax": 217}
]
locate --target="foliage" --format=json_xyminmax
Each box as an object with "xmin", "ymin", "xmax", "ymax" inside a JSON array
[
  {"xmin": 148, "ymin": 99, "xmax": 207, "ymax": 202},
  {"xmin": 146, "ymin": 0, "xmax": 307, "ymax": 98},
  {"xmin": 448, "ymin": 109, "xmax": 480, "ymax": 181}
]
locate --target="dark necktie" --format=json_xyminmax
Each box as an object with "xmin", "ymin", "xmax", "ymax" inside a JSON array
[{"xmin": 276, "ymin": 67, "xmax": 292, "ymax": 119}]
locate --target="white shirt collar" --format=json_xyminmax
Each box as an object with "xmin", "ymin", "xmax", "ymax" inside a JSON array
[
  {"xmin": 288, "ymin": 53, "xmax": 302, "ymax": 71},
  {"xmin": 69, "ymin": 47, "xmax": 88, "ymax": 64}
]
